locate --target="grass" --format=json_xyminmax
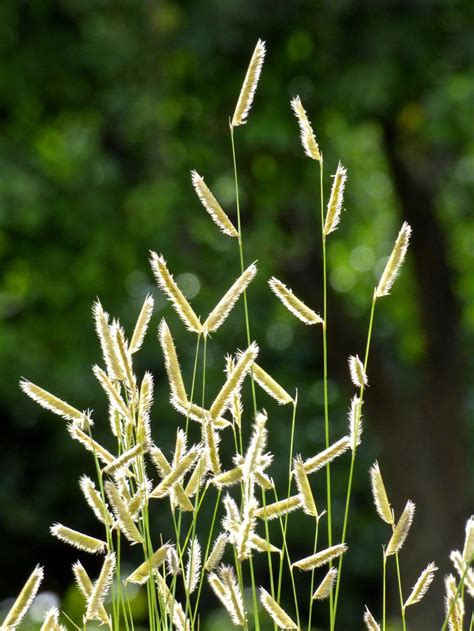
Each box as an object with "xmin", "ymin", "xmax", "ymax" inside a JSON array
[{"xmin": 4, "ymin": 39, "xmax": 474, "ymax": 631}]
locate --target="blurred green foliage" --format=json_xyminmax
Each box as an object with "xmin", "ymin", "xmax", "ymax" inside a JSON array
[{"xmin": 1, "ymin": 0, "xmax": 473, "ymax": 628}]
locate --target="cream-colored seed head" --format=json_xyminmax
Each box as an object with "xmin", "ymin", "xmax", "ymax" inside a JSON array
[
  {"xmin": 269, "ymin": 277, "xmax": 323, "ymax": 326},
  {"xmin": 232, "ymin": 39, "xmax": 266, "ymax": 127},
  {"xmin": 191, "ymin": 170, "xmax": 239, "ymax": 237},
  {"xmin": 291, "ymin": 95, "xmax": 321, "ymax": 161},
  {"xmin": 324, "ymin": 161, "xmax": 347, "ymax": 236},
  {"xmin": 375, "ymin": 222, "xmax": 412, "ymax": 298}
]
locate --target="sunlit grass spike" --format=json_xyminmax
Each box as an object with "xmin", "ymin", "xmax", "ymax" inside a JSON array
[
  {"xmin": 232, "ymin": 39, "xmax": 265, "ymax": 127},
  {"xmin": 291, "ymin": 95, "xmax": 321, "ymax": 161},
  {"xmin": 259, "ymin": 587, "xmax": 297, "ymax": 629},
  {"xmin": 203, "ymin": 262, "xmax": 257, "ymax": 335},
  {"xmin": 404, "ymin": 562, "xmax": 438, "ymax": 609},
  {"xmin": 363, "ymin": 606, "xmax": 381, "ymax": 631},
  {"xmin": 269, "ymin": 277, "xmax": 323, "ymax": 325},
  {"xmin": 20, "ymin": 379, "xmax": 92, "ymax": 430},
  {"xmin": 324, "ymin": 161, "xmax": 347, "ymax": 236},
  {"xmin": 85, "ymin": 553, "xmax": 116, "ymax": 622},
  {"xmin": 385, "ymin": 500, "xmax": 415, "ymax": 556},
  {"xmin": 191, "ymin": 170, "xmax": 239, "ymax": 237},
  {"xmin": 1, "ymin": 565, "xmax": 44, "ymax": 629},
  {"xmin": 369, "ymin": 461, "xmax": 393, "ymax": 525},
  {"xmin": 150, "ymin": 252, "xmax": 202, "ymax": 334},
  {"xmin": 129, "ymin": 294, "xmax": 154, "ymax": 354},
  {"xmin": 312, "ymin": 567, "xmax": 338, "ymax": 600},
  {"xmin": 375, "ymin": 222, "xmax": 412, "ymax": 298}
]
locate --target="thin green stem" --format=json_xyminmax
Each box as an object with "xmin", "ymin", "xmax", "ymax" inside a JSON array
[
  {"xmin": 230, "ymin": 124, "xmax": 258, "ymax": 418},
  {"xmin": 192, "ymin": 489, "xmax": 222, "ymax": 626},
  {"xmin": 307, "ymin": 517, "xmax": 320, "ymax": 631},
  {"xmin": 248, "ymin": 556, "xmax": 261, "ymax": 631},
  {"xmin": 277, "ymin": 396, "xmax": 298, "ymax": 601},
  {"xmin": 382, "ymin": 551, "xmax": 387, "ymax": 631},
  {"xmin": 318, "ymin": 158, "xmax": 335, "ymax": 630},
  {"xmin": 332, "ymin": 294, "xmax": 377, "ymax": 626},
  {"xmin": 395, "ymin": 553, "xmax": 407, "ymax": 631}
]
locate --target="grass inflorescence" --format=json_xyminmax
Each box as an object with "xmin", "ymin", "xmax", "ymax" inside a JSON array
[{"xmin": 4, "ymin": 39, "xmax": 472, "ymax": 631}]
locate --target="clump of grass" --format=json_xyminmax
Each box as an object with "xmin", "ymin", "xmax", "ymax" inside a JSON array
[{"xmin": 4, "ymin": 39, "xmax": 473, "ymax": 631}]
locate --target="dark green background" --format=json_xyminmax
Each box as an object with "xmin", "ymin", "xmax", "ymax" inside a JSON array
[{"xmin": 1, "ymin": 1, "xmax": 473, "ymax": 628}]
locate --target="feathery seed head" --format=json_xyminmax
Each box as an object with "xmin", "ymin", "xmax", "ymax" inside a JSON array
[
  {"xmin": 158, "ymin": 319, "xmax": 188, "ymax": 404},
  {"xmin": 205, "ymin": 533, "xmax": 229, "ymax": 572},
  {"xmin": 1, "ymin": 565, "xmax": 44, "ymax": 629},
  {"xmin": 324, "ymin": 161, "xmax": 347, "ymax": 236},
  {"xmin": 348, "ymin": 354, "xmax": 368, "ymax": 388},
  {"xmin": 369, "ymin": 461, "xmax": 393, "ymax": 525},
  {"xmin": 303, "ymin": 436, "xmax": 351, "ymax": 474},
  {"xmin": 404, "ymin": 562, "xmax": 438, "ymax": 608},
  {"xmin": 375, "ymin": 222, "xmax": 412, "ymax": 298},
  {"xmin": 92, "ymin": 300, "xmax": 125, "ymax": 381},
  {"xmin": 126, "ymin": 545, "xmax": 170, "ymax": 585},
  {"xmin": 293, "ymin": 543, "xmax": 348, "ymax": 571},
  {"xmin": 20, "ymin": 379, "xmax": 92, "ymax": 430},
  {"xmin": 348, "ymin": 395, "xmax": 363, "ymax": 451},
  {"xmin": 105, "ymin": 481, "xmax": 144, "ymax": 545},
  {"xmin": 291, "ymin": 95, "xmax": 321, "ymax": 161},
  {"xmin": 68, "ymin": 423, "xmax": 114, "ymax": 465},
  {"xmin": 293, "ymin": 455, "xmax": 318, "ymax": 517},
  {"xmin": 256, "ymin": 495, "xmax": 302, "ymax": 521},
  {"xmin": 259, "ymin": 587, "xmax": 297, "ymax": 629},
  {"xmin": 363, "ymin": 607, "xmax": 381, "ymax": 631},
  {"xmin": 167, "ymin": 545, "xmax": 181, "ymax": 576},
  {"xmin": 386, "ymin": 500, "xmax": 415, "ymax": 556},
  {"xmin": 191, "ymin": 170, "xmax": 239, "ymax": 237},
  {"xmin": 269, "ymin": 277, "xmax": 323, "ymax": 326},
  {"xmin": 445, "ymin": 573, "xmax": 464, "ymax": 631},
  {"xmin": 312, "ymin": 567, "xmax": 338, "ymax": 600},
  {"xmin": 85, "ymin": 553, "xmax": 116, "ymax": 622},
  {"xmin": 203, "ymin": 263, "xmax": 257, "ymax": 335},
  {"xmin": 50, "ymin": 523, "xmax": 106, "ymax": 554},
  {"xmin": 129, "ymin": 294, "xmax": 154, "ymax": 354},
  {"xmin": 150, "ymin": 252, "xmax": 202, "ymax": 333},
  {"xmin": 79, "ymin": 475, "xmax": 112, "ymax": 526},
  {"xmin": 232, "ymin": 39, "xmax": 265, "ymax": 127},
  {"xmin": 252, "ymin": 363, "xmax": 293, "ymax": 405},
  {"xmin": 210, "ymin": 342, "xmax": 258, "ymax": 420},
  {"xmin": 462, "ymin": 515, "xmax": 474, "ymax": 562}
]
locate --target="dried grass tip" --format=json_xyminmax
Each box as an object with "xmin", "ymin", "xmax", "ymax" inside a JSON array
[
  {"xmin": 20, "ymin": 379, "xmax": 92, "ymax": 430},
  {"xmin": 324, "ymin": 161, "xmax": 347, "ymax": 236},
  {"xmin": 203, "ymin": 262, "xmax": 257, "ymax": 335},
  {"xmin": 293, "ymin": 543, "xmax": 347, "ymax": 571},
  {"xmin": 269, "ymin": 277, "xmax": 323, "ymax": 326},
  {"xmin": 291, "ymin": 95, "xmax": 321, "ymax": 161},
  {"xmin": 349, "ymin": 354, "xmax": 368, "ymax": 388},
  {"xmin": 1, "ymin": 565, "xmax": 44, "ymax": 629},
  {"xmin": 252, "ymin": 363, "xmax": 293, "ymax": 405},
  {"xmin": 363, "ymin": 606, "xmax": 381, "ymax": 631},
  {"xmin": 191, "ymin": 170, "xmax": 239, "ymax": 237},
  {"xmin": 369, "ymin": 461, "xmax": 393, "ymax": 525},
  {"xmin": 385, "ymin": 500, "xmax": 415, "ymax": 556},
  {"xmin": 404, "ymin": 562, "xmax": 438, "ymax": 609},
  {"xmin": 463, "ymin": 515, "xmax": 474, "ymax": 562},
  {"xmin": 259, "ymin": 588, "xmax": 297, "ymax": 629},
  {"xmin": 375, "ymin": 221, "xmax": 412, "ymax": 298},
  {"xmin": 312, "ymin": 567, "xmax": 337, "ymax": 600},
  {"xmin": 50, "ymin": 523, "xmax": 106, "ymax": 554},
  {"xmin": 232, "ymin": 39, "xmax": 266, "ymax": 127},
  {"xmin": 150, "ymin": 252, "xmax": 202, "ymax": 334}
]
